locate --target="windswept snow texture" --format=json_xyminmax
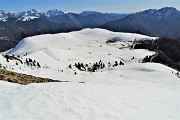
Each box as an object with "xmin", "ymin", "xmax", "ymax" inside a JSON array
[{"xmin": 1, "ymin": 28, "xmax": 180, "ymax": 120}]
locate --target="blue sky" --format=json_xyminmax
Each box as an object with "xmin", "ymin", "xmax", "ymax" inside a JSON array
[{"xmin": 0, "ymin": 0, "xmax": 179, "ymax": 13}]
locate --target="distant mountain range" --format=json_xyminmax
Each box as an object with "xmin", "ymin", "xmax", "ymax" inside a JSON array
[
  {"xmin": 101, "ymin": 7, "xmax": 180, "ymax": 39},
  {"xmin": 0, "ymin": 9, "xmax": 126, "ymax": 26},
  {"xmin": 0, "ymin": 9, "xmax": 127, "ymax": 51},
  {"xmin": 0, "ymin": 7, "xmax": 180, "ymax": 52}
]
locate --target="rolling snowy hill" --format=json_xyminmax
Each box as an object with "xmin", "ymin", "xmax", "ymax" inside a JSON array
[{"xmin": 0, "ymin": 28, "xmax": 180, "ymax": 120}]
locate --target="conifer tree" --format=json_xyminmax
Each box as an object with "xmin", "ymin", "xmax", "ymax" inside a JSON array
[{"xmin": 37, "ymin": 62, "xmax": 41, "ymax": 68}]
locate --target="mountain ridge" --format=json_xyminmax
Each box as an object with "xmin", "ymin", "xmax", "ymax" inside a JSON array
[
  {"xmin": 0, "ymin": 9, "xmax": 126, "ymax": 22},
  {"xmin": 101, "ymin": 7, "xmax": 180, "ymax": 39}
]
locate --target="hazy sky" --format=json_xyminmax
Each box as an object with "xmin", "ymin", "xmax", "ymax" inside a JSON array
[{"xmin": 0, "ymin": 0, "xmax": 179, "ymax": 13}]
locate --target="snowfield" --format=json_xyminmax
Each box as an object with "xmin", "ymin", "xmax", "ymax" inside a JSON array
[
  {"xmin": 21, "ymin": 16, "xmax": 39, "ymax": 21},
  {"xmin": 0, "ymin": 28, "xmax": 180, "ymax": 120}
]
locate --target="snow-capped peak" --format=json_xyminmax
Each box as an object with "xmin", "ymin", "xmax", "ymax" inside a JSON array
[
  {"xmin": 44, "ymin": 9, "xmax": 64, "ymax": 17},
  {"xmin": 15, "ymin": 9, "xmax": 41, "ymax": 21},
  {"xmin": 19, "ymin": 9, "xmax": 41, "ymax": 17},
  {"xmin": 0, "ymin": 10, "xmax": 8, "ymax": 22},
  {"xmin": 63, "ymin": 11, "xmax": 71, "ymax": 14},
  {"xmin": 0, "ymin": 10, "xmax": 9, "ymax": 17},
  {"xmin": 27, "ymin": 9, "xmax": 39, "ymax": 14},
  {"xmin": 0, "ymin": 9, "xmax": 70, "ymax": 21}
]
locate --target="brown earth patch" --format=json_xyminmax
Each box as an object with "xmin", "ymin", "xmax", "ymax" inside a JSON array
[{"xmin": 0, "ymin": 69, "xmax": 66, "ymax": 85}]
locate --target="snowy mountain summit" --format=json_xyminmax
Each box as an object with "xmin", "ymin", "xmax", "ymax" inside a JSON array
[{"xmin": 44, "ymin": 9, "xmax": 64, "ymax": 17}]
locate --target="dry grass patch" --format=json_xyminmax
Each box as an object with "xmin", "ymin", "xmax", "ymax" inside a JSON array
[{"xmin": 0, "ymin": 69, "xmax": 65, "ymax": 85}]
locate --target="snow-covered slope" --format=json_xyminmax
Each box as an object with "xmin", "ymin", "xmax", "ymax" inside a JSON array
[
  {"xmin": 0, "ymin": 28, "xmax": 180, "ymax": 120},
  {"xmin": 20, "ymin": 16, "xmax": 39, "ymax": 21}
]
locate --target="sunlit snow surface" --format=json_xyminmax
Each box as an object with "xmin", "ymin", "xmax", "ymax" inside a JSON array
[
  {"xmin": 21, "ymin": 16, "xmax": 39, "ymax": 21},
  {"xmin": 0, "ymin": 28, "xmax": 180, "ymax": 120}
]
